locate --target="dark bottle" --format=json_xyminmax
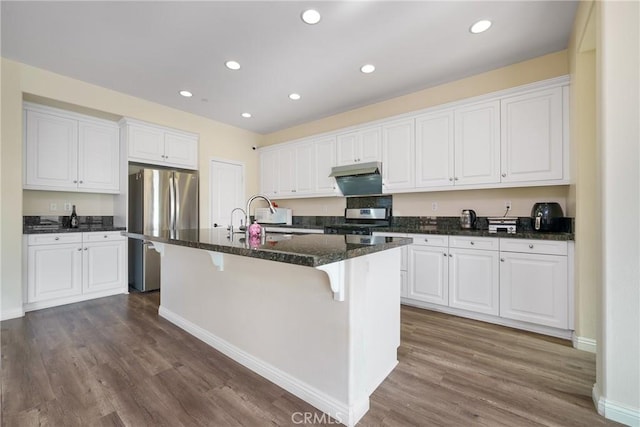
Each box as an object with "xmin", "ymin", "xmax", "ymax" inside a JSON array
[{"xmin": 70, "ymin": 205, "xmax": 79, "ymax": 228}]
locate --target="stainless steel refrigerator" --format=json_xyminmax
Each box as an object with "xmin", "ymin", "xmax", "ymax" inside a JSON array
[{"xmin": 128, "ymin": 168, "xmax": 199, "ymax": 292}]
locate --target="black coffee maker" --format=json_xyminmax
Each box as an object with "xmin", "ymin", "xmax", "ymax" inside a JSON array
[{"xmin": 531, "ymin": 202, "xmax": 564, "ymax": 232}]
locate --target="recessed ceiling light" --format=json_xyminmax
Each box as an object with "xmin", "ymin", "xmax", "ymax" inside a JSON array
[
  {"xmin": 179, "ymin": 90, "xmax": 193, "ymax": 97},
  {"xmin": 241, "ymin": 112, "xmax": 252, "ymax": 118},
  {"xmin": 225, "ymin": 60, "xmax": 241, "ymax": 70},
  {"xmin": 289, "ymin": 93, "xmax": 301, "ymax": 101},
  {"xmin": 360, "ymin": 64, "xmax": 376, "ymax": 74},
  {"xmin": 301, "ymin": 9, "xmax": 321, "ymax": 25},
  {"xmin": 470, "ymin": 20, "xmax": 492, "ymax": 34}
]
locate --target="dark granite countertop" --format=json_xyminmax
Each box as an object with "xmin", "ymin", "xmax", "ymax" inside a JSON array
[
  {"xmin": 124, "ymin": 228, "xmax": 412, "ymax": 267},
  {"xmin": 23, "ymin": 225, "xmax": 127, "ymax": 234}
]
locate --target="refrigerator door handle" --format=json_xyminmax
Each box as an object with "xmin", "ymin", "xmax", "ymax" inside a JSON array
[
  {"xmin": 169, "ymin": 173, "xmax": 176, "ymax": 230},
  {"xmin": 174, "ymin": 174, "xmax": 180, "ymax": 229}
]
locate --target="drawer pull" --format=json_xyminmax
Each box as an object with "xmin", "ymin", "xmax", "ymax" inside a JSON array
[
  {"xmin": 104, "ymin": 235, "xmax": 108, "ymax": 238},
  {"xmin": 529, "ymin": 244, "xmax": 534, "ymax": 249},
  {"xmin": 449, "ymin": 254, "xmax": 453, "ymax": 257},
  {"xmin": 443, "ymin": 253, "xmax": 447, "ymax": 257},
  {"xmin": 77, "ymin": 248, "xmax": 82, "ymax": 251},
  {"xmin": 84, "ymin": 247, "xmax": 88, "ymax": 251},
  {"xmin": 54, "ymin": 237, "xmax": 60, "ymax": 241},
  {"xmin": 500, "ymin": 258, "xmax": 505, "ymax": 262},
  {"xmin": 424, "ymin": 238, "xmax": 428, "ymax": 242},
  {"xmin": 470, "ymin": 241, "xmax": 475, "ymax": 245}
]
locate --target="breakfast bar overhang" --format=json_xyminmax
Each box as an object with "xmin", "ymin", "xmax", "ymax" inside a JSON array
[{"xmin": 124, "ymin": 229, "xmax": 412, "ymax": 426}]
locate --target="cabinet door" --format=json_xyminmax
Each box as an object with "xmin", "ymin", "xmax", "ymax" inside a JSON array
[
  {"xmin": 260, "ymin": 149, "xmax": 279, "ymax": 197},
  {"xmin": 128, "ymin": 124, "xmax": 165, "ymax": 164},
  {"xmin": 407, "ymin": 245, "xmax": 448, "ymax": 305},
  {"xmin": 27, "ymin": 243, "xmax": 82, "ymax": 303},
  {"xmin": 78, "ymin": 121, "xmax": 120, "ymax": 192},
  {"xmin": 295, "ymin": 143, "xmax": 315, "ymax": 194},
  {"xmin": 164, "ymin": 132, "xmax": 198, "ymax": 169},
  {"xmin": 501, "ymin": 87, "xmax": 563, "ymax": 182},
  {"xmin": 24, "ymin": 110, "xmax": 78, "ymax": 190},
  {"xmin": 83, "ymin": 240, "xmax": 126, "ymax": 294},
  {"xmin": 500, "ymin": 253, "xmax": 568, "ymax": 329},
  {"xmin": 382, "ymin": 119, "xmax": 415, "ymax": 191},
  {"xmin": 454, "ymin": 100, "xmax": 501, "ymax": 185},
  {"xmin": 336, "ymin": 132, "xmax": 358, "ymax": 165},
  {"xmin": 314, "ymin": 136, "xmax": 337, "ymax": 195},
  {"xmin": 277, "ymin": 147, "xmax": 296, "ymax": 196},
  {"xmin": 449, "ymin": 248, "xmax": 499, "ymax": 315},
  {"xmin": 359, "ymin": 126, "xmax": 382, "ymax": 163},
  {"xmin": 415, "ymin": 110, "xmax": 455, "ymax": 188}
]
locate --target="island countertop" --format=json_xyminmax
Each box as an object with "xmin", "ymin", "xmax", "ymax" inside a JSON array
[{"xmin": 123, "ymin": 228, "xmax": 412, "ymax": 267}]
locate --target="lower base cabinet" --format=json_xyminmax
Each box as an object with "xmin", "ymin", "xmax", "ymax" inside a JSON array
[
  {"xmin": 449, "ymin": 247, "xmax": 499, "ymax": 316},
  {"xmin": 25, "ymin": 231, "xmax": 127, "ymax": 310},
  {"xmin": 408, "ymin": 244, "xmax": 449, "ymax": 305}
]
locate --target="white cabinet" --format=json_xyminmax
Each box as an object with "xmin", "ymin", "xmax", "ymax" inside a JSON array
[
  {"xmin": 122, "ymin": 119, "xmax": 198, "ymax": 170},
  {"xmin": 373, "ymin": 232, "xmax": 410, "ymax": 297},
  {"xmin": 314, "ymin": 136, "xmax": 337, "ymax": 195},
  {"xmin": 499, "ymin": 239, "xmax": 568, "ymax": 329},
  {"xmin": 25, "ymin": 232, "xmax": 127, "ymax": 311},
  {"xmin": 448, "ymin": 237, "xmax": 500, "ymax": 316},
  {"xmin": 454, "ymin": 100, "xmax": 501, "ymax": 186},
  {"xmin": 382, "ymin": 119, "xmax": 415, "ymax": 191},
  {"xmin": 294, "ymin": 143, "xmax": 314, "ymax": 195},
  {"xmin": 336, "ymin": 126, "xmax": 381, "ymax": 165},
  {"xmin": 277, "ymin": 146, "xmax": 296, "ymax": 197},
  {"xmin": 260, "ymin": 149, "xmax": 279, "ymax": 197},
  {"xmin": 407, "ymin": 234, "xmax": 449, "ymax": 306},
  {"xmin": 415, "ymin": 110, "xmax": 455, "ymax": 188},
  {"xmin": 23, "ymin": 104, "xmax": 120, "ymax": 193},
  {"xmin": 500, "ymin": 87, "xmax": 564, "ymax": 183}
]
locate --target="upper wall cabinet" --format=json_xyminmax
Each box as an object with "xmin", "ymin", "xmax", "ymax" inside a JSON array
[
  {"xmin": 500, "ymin": 87, "xmax": 563, "ymax": 183},
  {"xmin": 23, "ymin": 103, "xmax": 120, "ymax": 194},
  {"xmin": 382, "ymin": 118, "xmax": 415, "ymax": 192},
  {"xmin": 121, "ymin": 118, "xmax": 198, "ymax": 170},
  {"xmin": 336, "ymin": 125, "xmax": 381, "ymax": 166},
  {"xmin": 415, "ymin": 110, "xmax": 455, "ymax": 188}
]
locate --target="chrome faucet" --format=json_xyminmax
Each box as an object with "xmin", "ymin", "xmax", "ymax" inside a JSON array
[
  {"xmin": 245, "ymin": 194, "xmax": 276, "ymax": 235},
  {"xmin": 228, "ymin": 207, "xmax": 247, "ymax": 234}
]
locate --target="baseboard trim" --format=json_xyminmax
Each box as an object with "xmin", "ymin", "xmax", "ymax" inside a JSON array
[
  {"xmin": 1, "ymin": 307, "xmax": 25, "ymax": 321},
  {"xmin": 159, "ymin": 306, "xmax": 365, "ymax": 427},
  {"xmin": 593, "ymin": 383, "xmax": 640, "ymax": 426},
  {"xmin": 573, "ymin": 335, "xmax": 597, "ymax": 353}
]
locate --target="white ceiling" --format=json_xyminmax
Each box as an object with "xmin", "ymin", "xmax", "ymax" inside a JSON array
[{"xmin": 1, "ymin": 1, "xmax": 578, "ymax": 135}]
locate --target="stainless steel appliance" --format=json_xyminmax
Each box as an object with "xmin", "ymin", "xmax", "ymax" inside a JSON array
[
  {"xmin": 460, "ymin": 209, "xmax": 477, "ymax": 229},
  {"xmin": 531, "ymin": 202, "xmax": 564, "ymax": 232},
  {"xmin": 128, "ymin": 168, "xmax": 199, "ymax": 291},
  {"xmin": 328, "ymin": 162, "xmax": 383, "ymax": 196},
  {"xmin": 255, "ymin": 207, "xmax": 292, "ymax": 225},
  {"xmin": 324, "ymin": 207, "xmax": 391, "ymax": 235},
  {"xmin": 488, "ymin": 217, "xmax": 518, "ymax": 234}
]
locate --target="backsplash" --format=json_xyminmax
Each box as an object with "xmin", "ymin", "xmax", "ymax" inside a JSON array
[{"xmin": 24, "ymin": 215, "xmax": 114, "ymax": 231}]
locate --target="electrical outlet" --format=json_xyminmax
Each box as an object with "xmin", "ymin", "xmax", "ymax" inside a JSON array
[
  {"xmin": 64, "ymin": 202, "xmax": 72, "ymax": 211},
  {"xmin": 49, "ymin": 203, "xmax": 57, "ymax": 211},
  {"xmin": 431, "ymin": 202, "xmax": 438, "ymax": 211},
  {"xmin": 504, "ymin": 200, "xmax": 512, "ymax": 211}
]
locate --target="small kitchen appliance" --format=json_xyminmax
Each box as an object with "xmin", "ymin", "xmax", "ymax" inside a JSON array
[
  {"xmin": 255, "ymin": 207, "xmax": 292, "ymax": 225},
  {"xmin": 460, "ymin": 209, "xmax": 477, "ymax": 229},
  {"xmin": 488, "ymin": 217, "xmax": 518, "ymax": 234},
  {"xmin": 324, "ymin": 207, "xmax": 391, "ymax": 235},
  {"xmin": 531, "ymin": 202, "xmax": 564, "ymax": 232}
]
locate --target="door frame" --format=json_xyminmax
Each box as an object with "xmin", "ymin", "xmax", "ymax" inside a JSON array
[{"xmin": 209, "ymin": 157, "xmax": 245, "ymax": 228}]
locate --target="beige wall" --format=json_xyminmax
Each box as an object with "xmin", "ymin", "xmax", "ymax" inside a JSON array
[
  {"xmin": 23, "ymin": 191, "xmax": 116, "ymax": 216},
  {"xmin": 264, "ymin": 50, "xmax": 568, "ymax": 145},
  {"xmin": 1, "ymin": 58, "xmax": 262, "ymax": 318}
]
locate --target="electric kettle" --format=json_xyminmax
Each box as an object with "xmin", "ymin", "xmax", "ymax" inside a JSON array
[{"xmin": 460, "ymin": 209, "xmax": 477, "ymax": 229}]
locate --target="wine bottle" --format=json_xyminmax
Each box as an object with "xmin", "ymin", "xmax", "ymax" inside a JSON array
[{"xmin": 70, "ymin": 205, "xmax": 79, "ymax": 228}]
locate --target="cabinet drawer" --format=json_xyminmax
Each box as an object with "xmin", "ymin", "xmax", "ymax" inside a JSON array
[
  {"xmin": 407, "ymin": 233, "xmax": 448, "ymax": 247},
  {"xmin": 27, "ymin": 233, "xmax": 82, "ymax": 246},
  {"xmin": 449, "ymin": 235, "xmax": 498, "ymax": 251},
  {"xmin": 499, "ymin": 238, "xmax": 568, "ymax": 256},
  {"xmin": 83, "ymin": 231, "xmax": 126, "ymax": 242}
]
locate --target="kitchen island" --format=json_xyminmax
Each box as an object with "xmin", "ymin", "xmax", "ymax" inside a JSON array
[{"xmin": 124, "ymin": 228, "xmax": 412, "ymax": 426}]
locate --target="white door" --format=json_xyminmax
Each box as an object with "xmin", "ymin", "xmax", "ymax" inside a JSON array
[
  {"xmin": 454, "ymin": 100, "xmax": 501, "ymax": 185},
  {"xmin": 449, "ymin": 248, "xmax": 500, "ymax": 315},
  {"xmin": 24, "ymin": 110, "xmax": 78, "ymax": 190},
  {"xmin": 415, "ymin": 110, "xmax": 455, "ymax": 188},
  {"xmin": 78, "ymin": 121, "xmax": 120, "ymax": 192},
  {"xmin": 28, "ymin": 243, "xmax": 83, "ymax": 303},
  {"xmin": 83, "ymin": 241, "xmax": 126, "ymax": 294},
  {"xmin": 500, "ymin": 252, "xmax": 568, "ymax": 328},
  {"xmin": 500, "ymin": 87, "xmax": 563, "ymax": 182},
  {"xmin": 210, "ymin": 159, "xmax": 245, "ymax": 228},
  {"xmin": 407, "ymin": 245, "xmax": 449, "ymax": 306},
  {"xmin": 382, "ymin": 119, "xmax": 415, "ymax": 191}
]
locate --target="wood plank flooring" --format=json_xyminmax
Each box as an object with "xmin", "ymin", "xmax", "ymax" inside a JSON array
[{"xmin": 1, "ymin": 292, "xmax": 617, "ymax": 426}]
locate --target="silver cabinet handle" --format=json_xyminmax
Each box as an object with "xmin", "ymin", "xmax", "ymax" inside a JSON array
[
  {"xmin": 449, "ymin": 254, "xmax": 453, "ymax": 257},
  {"xmin": 500, "ymin": 258, "xmax": 505, "ymax": 262},
  {"xmin": 54, "ymin": 237, "xmax": 60, "ymax": 240},
  {"xmin": 443, "ymin": 253, "xmax": 447, "ymax": 257},
  {"xmin": 73, "ymin": 180, "xmax": 78, "ymax": 183},
  {"xmin": 454, "ymin": 177, "xmax": 459, "ymax": 181},
  {"xmin": 79, "ymin": 180, "xmax": 83, "ymax": 184},
  {"xmin": 84, "ymin": 247, "xmax": 88, "ymax": 251},
  {"xmin": 449, "ymin": 177, "xmax": 453, "ymax": 181},
  {"xmin": 470, "ymin": 241, "xmax": 475, "ymax": 245},
  {"xmin": 77, "ymin": 248, "xmax": 82, "ymax": 251},
  {"xmin": 424, "ymin": 238, "xmax": 428, "ymax": 242},
  {"xmin": 104, "ymin": 235, "xmax": 108, "ymax": 238},
  {"xmin": 502, "ymin": 173, "xmax": 507, "ymax": 177},
  {"xmin": 529, "ymin": 244, "xmax": 534, "ymax": 249}
]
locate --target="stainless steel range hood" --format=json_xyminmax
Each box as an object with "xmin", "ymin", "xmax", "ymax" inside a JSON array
[{"xmin": 329, "ymin": 161, "xmax": 383, "ymax": 196}]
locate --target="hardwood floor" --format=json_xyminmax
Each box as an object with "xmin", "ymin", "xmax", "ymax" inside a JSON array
[{"xmin": 2, "ymin": 293, "xmax": 616, "ymax": 426}]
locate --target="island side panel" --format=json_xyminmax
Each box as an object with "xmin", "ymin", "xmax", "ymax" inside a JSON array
[{"xmin": 158, "ymin": 244, "xmax": 351, "ymax": 405}]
